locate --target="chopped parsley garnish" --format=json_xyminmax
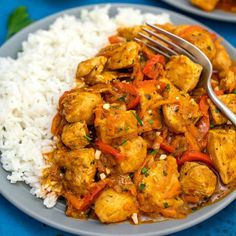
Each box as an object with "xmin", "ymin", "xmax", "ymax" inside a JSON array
[
  {"xmin": 148, "ymin": 119, "xmax": 154, "ymax": 125},
  {"xmin": 210, "ymin": 123, "xmax": 215, "ymax": 128},
  {"xmin": 148, "ymin": 149, "xmax": 157, "ymax": 155},
  {"xmin": 215, "ymin": 108, "xmax": 220, "ymax": 113},
  {"xmin": 141, "ymin": 167, "xmax": 149, "ymax": 177},
  {"xmin": 7, "ymin": 6, "xmax": 34, "ymax": 39},
  {"xmin": 84, "ymin": 134, "xmax": 92, "ymax": 142},
  {"xmin": 129, "ymin": 173, "xmax": 134, "ymax": 179},
  {"xmin": 163, "ymin": 202, "xmax": 169, "ymax": 208},
  {"xmin": 233, "ymin": 90, "xmax": 236, "ymax": 94},
  {"xmin": 120, "ymin": 139, "xmax": 127, "ymax": 145},
  {"xmin": 139, "ymin": 53, "xmax": 146, "ymax": 63},
  {"xmin": 132, "ymin": 111, "xmax": 143, "ymax": 126},
  {"xmin": 118, "ymin": 95, "xmax": 126, "ymax": 102},
  {"xmin": 165, "ymin": 84, "xmax": 170, "ymax": 91},
  {"xmin": 125, "ymin": 127, "xmax": 130, "ymax": 132},
  {"xmin": 139, "ymin": 183, "xmax": 146, "ymax": 191}
]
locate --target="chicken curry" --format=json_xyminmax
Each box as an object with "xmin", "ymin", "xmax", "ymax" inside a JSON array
[
  {"xmin": 191, "ymin": 0, "xmax": 236, "ymax": 12},
  {"xmin": 42, "ymin": 23, "xmax": 236, "ymax": 224}
]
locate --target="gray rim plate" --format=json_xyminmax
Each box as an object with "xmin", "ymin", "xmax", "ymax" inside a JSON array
[
  {"xmin": 0, "ymin": 3, "xmax": 235, "ymax": 236},
  {"xmin": 162, "ymin": 0, "xmax": 236, "ymax": 22}
]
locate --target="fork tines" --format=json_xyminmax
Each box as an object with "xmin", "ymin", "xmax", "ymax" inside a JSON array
[{"xmin": 135, "ymin": 23, "xmax": 196, "ymax": 61}]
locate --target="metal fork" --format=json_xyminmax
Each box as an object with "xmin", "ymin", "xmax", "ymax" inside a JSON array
[{"xmin": 135, "ymin": 23, "xmax": 236, "ymax": 126}]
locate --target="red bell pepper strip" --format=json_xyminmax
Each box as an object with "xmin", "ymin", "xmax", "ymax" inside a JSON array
[
  {"xmin": 143, "ymin": 55, "xmax": 165, "ymax": 80},
  {"xmin": 79, "ymin": 180, "xmax": 108, "ymax": 210},
  {"xmin": 214, "ymin": 89, "xmax": 224, "ymax": 96},
  {"xmin": 160, "ymin": 143, "xmax": 175, "ymax": 153},
  {"xmin": 177, "ymin": 150, "xmax": 214, "ymax": 167},
  {"xmin": 113, "ymin": 82, "xmax": 140, "ymax": 109},
  {"xmin": 199, "ymin": 95, "xmax": 209, "ymax": 117},
  {"xmin": 96, "ymin": 140, "xmax": 125, "ymax": 162},
  {"xmin": 64, "ymin": 180, "xmax": 108, "ymax": 212},
  {"xmin": 108, "ymin": 35, "xmax": 125, "ymax": 44}
]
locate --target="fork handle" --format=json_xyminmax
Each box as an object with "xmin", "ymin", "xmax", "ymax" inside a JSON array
[{"xmin": 207, "ymin": 85, "xmax": 236, "ymax": 126}]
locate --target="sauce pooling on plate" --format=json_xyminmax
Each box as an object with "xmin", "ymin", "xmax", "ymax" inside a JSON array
[{"xmin": 41, "ymin": 23, "xmax": 236, "ymax": 224}]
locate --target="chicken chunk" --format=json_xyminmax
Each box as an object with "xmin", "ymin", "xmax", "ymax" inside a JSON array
[
  {"xmin": 165, "ymin": 55, "xmax": 202, "ymax": 92},
  {"xmin": 208, "ymin": 94, "xmax": 236, "ymax": 125},
  {"xmin": 162, "ymin": 80, "xmax": 202, "ymax": 133},
  {"xmin": 137, "ymin": 156, "xmax": 184, "ymax": 218},
  {"xmin": 105, "ymin": 42, "xmax": 140, "ymax": 70},
  {"xmin": 212, "ymin": 40, "xmax": 232, "ymax": 72},
  {"xmin": 118, "ymin": 137, "xmax": 147, "ymax": 173},
  {"xmin": 76, "ymin": 55, "xmax": 119, "ymax": 85},
  {"xmin": 219, "ymin": 70, "xmax": 236, "ymax": 93},
  {"xmin": 95, "ymin": 107, "xmax": 138, "ymax": 143},
  {"xmin": 117, "ymin": 26, "xmax": 143, "ymax": 41},
  {"xmin": 95, "ymin": 188, "xmax": 138, "ymax": 223},
  {"xmin": 54, "ymin": 148, "xmax": 96, "ymax": 195},
  {"xmin": 171, "ymin": 135, "xmax": 188, "ymax": 156},
  {"xmin": 76, "ymin": 56, "xmax": 107, "ymax": 79},
  {"xmin": 137, "ymin": 81, "xmax": 163, "ymax": 132},
  {"xmin": 61, "ymin": 121, "xmax": 89, "ymax": 149},
  {"xmin": 175, "ymin": 26, "xmax": 216, "ymax": 60},
  {"xmin": 62, "ymin": 90, "xmax": 102, "ymax": 123},
  {"xmin": 207, "ymin": 129, "xmax": 236, "ymax": 184},
  {"xmin": 180, "ymin": 162, "xmax": 217, "ymax": 199},
  {"xmin": 191, "ymin": 0, "xmax": 220, "ymax": 11}
]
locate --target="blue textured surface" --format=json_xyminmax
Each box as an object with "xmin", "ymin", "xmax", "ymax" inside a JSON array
[{"xmin": 0, "ymin": 0, "xmax": 235, "ymax": 236}]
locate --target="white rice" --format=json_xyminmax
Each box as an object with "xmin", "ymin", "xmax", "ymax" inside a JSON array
[{"xmin": 0, "ymin": 6, "xmax": 170, "ymax": 207}]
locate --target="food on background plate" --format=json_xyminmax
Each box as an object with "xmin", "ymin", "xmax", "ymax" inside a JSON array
[
  {"xmin": 191, "ymin": 0, "xmax": 236, "ymax": 12},
  {"xmin": 0, "ymin": 6, "xmax": 235, "ymax": 225}
]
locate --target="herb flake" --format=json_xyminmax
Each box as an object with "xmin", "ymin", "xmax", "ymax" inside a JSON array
[
  {"xmin": 163, "ymin": 202, "xmax": 169, "ymax": 208},
  {"xmin": 148, "ymin": 119, "xmax": 154, "ymax": 125},
  {"xmin": 84, "ymin": 134, "xmax": 92, "ymax": 142},
  {"xmin": 165, "ymin": 84, "xmax": 170, "ymax": 91},
  {"xmin": 163, "ymin": 170, "xmax": 168, "ymax": 176},
  {"xmin": 125, "ymin": 127, "xmax": 130, "ymax": 133},
  {"xmin": 132, "ymin": 111, "xmax": 143, "ymax": 126},
  {"xmin": 139, "ymin": 183, "xmax": 146, "ymax": 191},
  {"xmin": 148, "ymin": 149, "xmax": 157, "ymax": 155},
  {"xmin": 7, "ymin": 6, "xmax": 34, "ymax": 39},
  {"xmin": 120, "ymin": 139, "xmax": 127, "ymax": 145},
  {"xmin": 141, "ymin": 167, "xmax": 149, "ymax": 177},
  {"xmin": 118, "ymin": 95, "xmax": 126, "ymax": 102}
]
